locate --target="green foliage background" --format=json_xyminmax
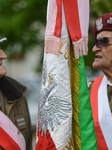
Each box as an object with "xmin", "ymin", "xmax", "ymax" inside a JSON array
[
  {"xmin": 0, "ymin": 0, "xmax": 112, "ymax": 72},
  {"xmin": 0, "ymin": 0, "xmax": 47, "ymax": 62}
]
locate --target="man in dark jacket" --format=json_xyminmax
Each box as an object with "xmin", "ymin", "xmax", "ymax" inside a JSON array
[{"xmin": 0, "ymin": 37, "xmax": 33, "ymax": 150}]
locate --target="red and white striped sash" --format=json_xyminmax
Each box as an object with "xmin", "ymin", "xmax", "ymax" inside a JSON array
[
  {"xmin": 0, "ymin": 111, "xmax": 26, "ymax": 150},
  {"xmin": 90, "ymin": 75, "xmax": 112, "ymax": 150}
]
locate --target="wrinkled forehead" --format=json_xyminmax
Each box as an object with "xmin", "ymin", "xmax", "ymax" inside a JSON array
[{"xmin": 96, "ymin": 30, "xmax": 112, "ymax": 38}]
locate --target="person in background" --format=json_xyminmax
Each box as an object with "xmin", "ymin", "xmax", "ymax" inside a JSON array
[
  {"xmin": 0, "ymin": 36, "xmax": 33, "ymax": 150},
  {"xmin": 89, "ymin": 13, "xmax": 112, "ymax": 150}
]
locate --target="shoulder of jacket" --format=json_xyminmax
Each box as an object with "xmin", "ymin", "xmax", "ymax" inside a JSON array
[{"xmin": 0, "ymin": 76, "xmax": 27, "ymax": 103}]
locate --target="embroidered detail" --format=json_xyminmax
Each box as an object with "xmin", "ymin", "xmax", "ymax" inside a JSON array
[
  {"xmin": 107, "ymin": 17, "xmax": 112, "ymax": 24},
  {"xmin": 96, "ymin": 18, "xmax": 103, "ymax": 31},
  {"xmin": 38, "ymin": 61, "xmax": 56, "ymax": 111},
  {"xmin": 59, "ymin": 40, "xmax": 67, "ymax": 54},
  {"xmin": 64, "ymin": 46, "xmax": 70, "ymax": 59},
  {"xmin": 48, "ymin": 74, "xmax": 52, "ymax": 85},
  {"xmin": 41, "ymin": 61, "xmax": 47, "ymax": 86},
  {"xmin": 61, "ymin": 137, "xmax": 74, "ymax": 150},
  {"xmin": 38, "ymin": 61, "xmax": 72, "ymax": 136},
  {"xmin": 59, "ymin": 39, "xmax": 70, "ymax": 66},
  {"xmin": 38, "ymin": 77, "xmax": 56, "ymax": 111},
  {"xmin": 38, "ymin": 95, "xmax": 72, "ymax": 136},
  {"xmin": 71, "ymin": 46, "xmax": 81, "ymax": 149}
]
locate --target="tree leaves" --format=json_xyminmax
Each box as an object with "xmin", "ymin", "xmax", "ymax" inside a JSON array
[
  {"xmin": 0, "ymin": 0, "xmax": 47, "ymax": 61},
  {"xmin": 0, "ymin": 0, "xmax": 112, "ymax": 70}
]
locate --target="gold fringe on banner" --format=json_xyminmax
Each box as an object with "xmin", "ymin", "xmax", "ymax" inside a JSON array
[
  {"xmin": 70, "ymin": 45, "xmax": 81, "ymax": 150},
  {"xmin": 61, "ymin": 137, "xmax": 74, "ymax": 150}
]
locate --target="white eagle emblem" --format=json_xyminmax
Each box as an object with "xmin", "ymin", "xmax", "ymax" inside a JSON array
[
  {"xmin": 96, "ymin": 18, "xmax": 103, "ymax": 31},
  {"xmin": 37, "ymin": 61, "xmax": 72, "ymax": 136}
]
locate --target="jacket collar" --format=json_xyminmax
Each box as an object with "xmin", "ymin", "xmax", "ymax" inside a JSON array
[{"xmin": 0, "ymin": 76, "xmax": 27, "ymax": 102}]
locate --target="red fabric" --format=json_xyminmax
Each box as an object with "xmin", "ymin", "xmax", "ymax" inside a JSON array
[
  {"xmin": 92, "ymin": 13, "xmax": 112, "ymax": 38},
  {"xmin": 35, "ymin": 125, "xmax": 57, "ymax": 150},
  {"xmin": 63, "ymin": 0, "xmax": 82, "ymax": 42},
  {"xmin": 90, "ymin": 76, "xmax": 108, "ymax": 150},
  {"xmin": 54, "ymin": 0, "xmax": 62, "ymax": 37},
  {"xmin": 0, "ymin": 127, "xmax": 21, "ymax": 150}
]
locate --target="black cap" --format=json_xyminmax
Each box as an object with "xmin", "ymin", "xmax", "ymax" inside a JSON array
[{"xmin": 0, "ymin": 37, "xmax": 7, "ymax": 43}]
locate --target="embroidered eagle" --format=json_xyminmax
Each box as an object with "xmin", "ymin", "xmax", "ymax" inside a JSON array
[
  {"xmin": 37, "ymin": 61, "xmax": 72, "ymax": 136},
  {"xmin": 96, "ymin": 18, "xmax": 103, "ymax": 31}
]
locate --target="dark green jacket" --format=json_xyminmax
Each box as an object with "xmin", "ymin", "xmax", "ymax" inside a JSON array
[{"xmin": 0, "ymin": 76, "xmax": 33, "ymax": 150}]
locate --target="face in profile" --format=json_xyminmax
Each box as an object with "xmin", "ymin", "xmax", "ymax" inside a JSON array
[
  {"xmin": 0, "ymin": 47, "xmax": 7, "ymax": 78},
  {"xmin": 92, "ymin": 31, "xmax": 112, "ymax": 74}
]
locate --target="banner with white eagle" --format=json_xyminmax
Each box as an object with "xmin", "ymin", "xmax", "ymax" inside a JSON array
[{"xmin": 35, "ymin": 0, "xmax": 98, "ymax": 149}]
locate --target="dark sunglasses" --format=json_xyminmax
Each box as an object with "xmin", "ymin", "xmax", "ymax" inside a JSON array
[{"xmin": 94, "ymin": 37, "xmax": 112, "ymax": 48}]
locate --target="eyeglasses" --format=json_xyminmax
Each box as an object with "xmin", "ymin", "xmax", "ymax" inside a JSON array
[{"xmin": 94, "ymin": 37, "xmax": 112, "ymax": 48}]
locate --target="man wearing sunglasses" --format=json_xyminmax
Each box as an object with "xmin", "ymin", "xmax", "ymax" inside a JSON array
[
  {"xmin": 0, "ymin": 37, "xmax": 33, "ymax": 150},
  {"xmin": 89, "ymin": 13, "xmax": 112, "ymax": 150}
]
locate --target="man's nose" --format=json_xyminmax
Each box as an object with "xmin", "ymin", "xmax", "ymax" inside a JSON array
[
  {"xmin": 92, "ymin": 45, "xmax": 101, "ymax": 53},
  {"xmin": 0, "ymin": 49, "xmax": 7, "ymax": 59}
]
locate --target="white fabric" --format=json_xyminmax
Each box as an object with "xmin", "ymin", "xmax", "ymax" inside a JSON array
[
  {"xmin": 37, "ymin": 1, "xmax": 73, "ymax": 149},
  {"xmin": 45, "ymin": 38, "xmax": 72, "ymax": 149},
  {"xmin": 98, "ymin": 75, "xmax": 112, "ymax": 150},
  {"xmin": 0, "ymin": 111, "xmax": 26, "ymax": 150},
  {"xmin": 48, "ymin": 2, "xmax": 72, "ymax": 146},
  {"xmin": 77, "ymin": 0, "xmax": 89, "ymax": 38},
  {"xmin": 45, "ymin": 0, "xmax": 57, "ymax": 36},
  {"xmin": 51, "ymin": 116, "xmax": 72, "ymax": 149},
  {"xmin": 45, "ymin": 50, "xmax": 72, "ymax": 149}
]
